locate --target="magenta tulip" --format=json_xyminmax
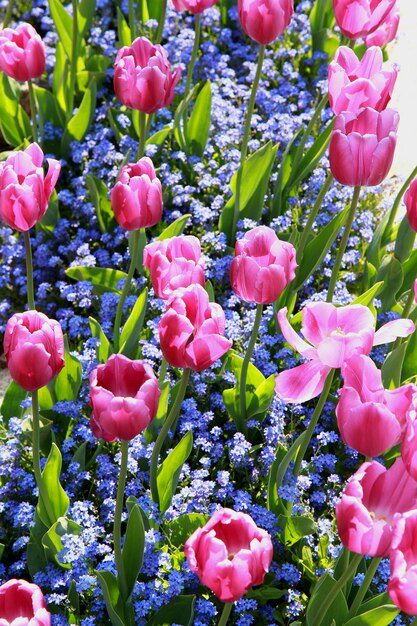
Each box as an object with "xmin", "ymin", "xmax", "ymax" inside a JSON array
[
  {"xmin": 110, "ymin": 157, "xmax": 162, "ymax": 231},
  {"xmin": 336, "ymin": 458, "xmax": 417, "ymax": 557},
  {"xmin": 275, "ymin": 302, "xmax": 414, "ymax": 403},
  {"xmin": 172, "ymin": 0, "xmax": 219, "ymax": 13},
  {"xmin": 184, "ymin": 508, "xmax": 273, "ymax": 602},
  {"xmin": 329, "ymin": 107, "xmax": 398, "ymax": 187},
  {"xmin": 401, "ymin": 395, "xmax": 417, "ymax": 481},
  {"xmin": 114, "ymin": 36, "xmax": 181, "ymax": 113},
  {"xmin": 404, "ymin": 177, "xmax": 417, "ymax": 233},
  {"xmin": 0, "ymin": 579, "xmax": 50, "ymax": 626},
  {"xmin": 332, "ymin": 0, "xmax": 397, "ymax": 41},
  {"xmin": 143, "ymin": 235, "xmax": 205, "ymax": 299},
  {"xmin": 230, "ymin": 225, "xmax": 297, "ymax": 304},
  {"xmin": 365, "ymin": 4, "xmax": 399, "ymax": 47},
  {"xmin": 4, "ymin": 311, "xmax": 65, "ymax": 392},
  {"xmin": 158, "ymin": 283, "xmax": 232, "ymax": 371},
  {"xmin": 337, "ymin": 355, "xmax": 415, "ymax": 457},
  {"xmin": 328, "ymin": 46, "xmax": 397, "ymax": 115},
  {"xmin": 89, "ymin": 354, "xmax": 160, "ymax": 442},
  {"xmin": 388, "ymin": 511, "xmax": 417, "ymax": 615},
  {"xmin": 0, "ymin": 143, "xmax": 61, "ymax": 232},
  {"xmin": 238, "ymin": 0, "xmax": 294, "ymax": 45},
  {"xmin": 0, "ymin": 23, "xmax": 45, "ymax": 82}
]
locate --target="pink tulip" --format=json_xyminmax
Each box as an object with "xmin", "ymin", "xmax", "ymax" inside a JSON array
[
  {"xmin": 275, "ymin": 302, "xmax": 414, "ymax": 403},
  {"xmin": 184, "ymin": 508, "xmax": 273, "ymax": 602},
  {"xmin": 388, "ymin": 511, "xmax": 417, "ymax": 615},
  {"xmin": 0, "ymin": 143, "xmax": 61, "ymax": 232},
  {"xmin": 332, "ymin": 0, "xmax": 397, "ymax": 41},
  {"xmin": 4, "ymin": 311, "xmax": 65, "ymax": 392},
  {"xmin": 114, "ymin": 36, "xmax": 181, "ymax": 113},
  {"xmin": 404, "ymin": 177, "xmax": 417, "ymax": 233},
  {"xmin": 400, "ymin": 394, "xmax": 417, "ymax": 481},
  {"xmin": 336, "ymin": 355, "xmax": 415, "ymax": 457},
  {"xmin": 238, "ymin": 0, "xmax": 294, "ymax": 45},
  {"xmin": 0, "ymin": 579, "xmax": 50, "ymax": 626},
  {"xmin": 329, "ymin": 107, "xmax": 398, "ymax": 187},
  {"xmin": 230, "ymin": 226, "xmax": 297, "ymax": 305},
  {"xmin": 336, "ymin": 458, "xmax": 417, "ymax": 557},
  {"xmin": 89, "ymin": 354, "xmax": 160, "ymax": 442},
  {"xmin": 172, "ymin": 0, "xmax": 219, "ymax": 13},
  {"xmin": 0, "ymin": 23, "xmax": 45, "ymax": 82},
  {"xmin": 328, "ymin": 46, "xmax": 397, "ymax": 115},
  {"xmin": 158, "ymin": 283, "xmax": 232, "ymax": 371},
  {"xmin": 110, "ymin": 157, "xmax": 162, "ymax": 231},
  {"xmin": 365, "ymin": 4, "xmax": 399, "ymax": 47},
  {"xmin": 143, "ymin": 235, "xmax": 205, "ymax": 299}
]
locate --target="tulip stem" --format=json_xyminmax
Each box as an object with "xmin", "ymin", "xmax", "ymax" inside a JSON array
[
  {"xmin": 326, "ymin": 185, "xmax": 361, "ymax": 303},
  {"xmin": 401, "ymin": 286, "xmax": 416, "ymax": 320},
  {"xmin": 158, "ymin": 356, "xmax": 168, "ymax": 386},
  {"xmin": 136, "ymin": 111, "xmax": 148, "ymax": 160},
  {"xmin": 311, "ymin": 553, "xmax": 362, "ymax": 626},
  {"xmin": 113, "ymin": 228, "xmax": 141, "ymax": 353},
  {"xmin": 113, "ymin": 439, "xmax": 129, "ymax": 602},
  {"xmin": 32, "ymin": 390, "xmax": 56, "ymax": 526},
  {"xmin": 348, "ymin": 557, "xmax": 381, "ymax": 618},
  {"xmin": 237, "ymin": 303, "xmax": 263, "ymax": 433},
  {"xmin": 292, "ymin": 368, "xmax": 335, "ymax": 481},
  {"xmin": 154, "ymin": 0, "xmax": 167, "ymax": 44},
  {"xmin": 383, "ymin": 164, "xmax": 417, "ymax": 242},
  {"xmin": 291, "ymin": 91, "xmax": 328, "ymax": 175},
  {"xmin": 150, "ymin": 368, "xmax": 191, "ymax": 506},
  {"xmin": 231, "ymin": 43, "xmax": 265, "ymax": 242},
  {"xmin": 68, "ymin": 0, "xmax": 79, "ymax": 120},
  {"xmin": 27, "ymin": 80, "xmax": 39, "ymax": 145},
  {"xmin": 182, "ymin": 13, "xmax": 201, "ymax": 143},
  {"xmin": 218, "ymin": 602, "xmax": 233, "ymax": 626},
  {"xmin": 23, "ymin": 231, "xmax": 35, "ymax": 310},
  {"xmin": 1, "ymin": 0, "xmax": 15, "ymax": 28}
]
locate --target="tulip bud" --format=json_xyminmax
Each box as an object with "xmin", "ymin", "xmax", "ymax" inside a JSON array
[
  {"xmin": 365, "ymin": 4, "xmax": 399, "ymax": 47},
  {"xmin": 404, "ymin": 177, "xmax": 417, "ymax": 233},
  {"xmin": 332, "ymin": 0, "xmax": 397, "ymax": 41},
  {"xmin": 172, "ymin": 0, "xmax": 219, "ymax": 13},
  {"xmin": 238, "ymin": 0, "xmax": 294, "ymax": 45},
  {"xmin": 389, "ymin": 511, "xmax": 417, "ymax": 615},
  {"xmin": 4, "ymin": 311, "xmax": 65, "ymax": 392},
  {"xmin": 110, "ymin": 157, "xmax": 163, "ymax": 230},
  {"xmin": 0, "ymin": 23, "xmax": 45, "ymax": 82},
  {"xmin": 0, "ymin": 579, "xmax": 51, "ymax": 626}
]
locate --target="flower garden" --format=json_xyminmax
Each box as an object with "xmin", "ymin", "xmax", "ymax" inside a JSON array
[{"xmin": 1, "ymin": 0, "xmax": 417, "ymax": 624}]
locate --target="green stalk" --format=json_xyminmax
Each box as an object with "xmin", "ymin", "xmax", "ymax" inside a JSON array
[
  {"xmin": 113, "ymin": 439, "xmax": 129, "ymax": 601},
  {"xmin": 32, "ymin": 391, "xmax": 55, "ymax": 526},
  {"xmin": 150, "ymin": 368, "xmax": 191, "ymax": 505},
  {"xmin": 129, "ymin": 0, "xmax": 136, "ymax": 41},
  {"xmin": 154, "ymin": 0, "xmax": 168, "ymax": 44},
  {"xmin": 291, "ymin": 91, "xmax": 328, "ymax": 175},
  {"xmin": 27, "ymin": 80, "xmax": 39, "ymax": 145},
  {"xmin": 231, "ymin": 44, "xmax": 265, "ymax": 242},
  {"xmin": 348, "ymin": 557, "xmax": 381, "ymax": 618},
  {"xmin": 292, "ymin": 369, "xmax": 335, "ymax": 480},
  {"xmin": 402, "ymin": 287, "xmax": 415, "ymax": 320},
  {"xmin": 411, "ymin": 616, "xmax": 417, "ymax": 626},
  {"xmin": 326, "ymin": 185, "xmax": 361, "ymax": 303},
  {"xmin": 158, "ymin": 356, "xmax": 168, "ymax": 387},
  {"xmin": 113, "ymin": 229, "xmax": 141, "ymax": 352},
  {"xmin": 237, "ymin": 303, "xmax": 263, "ymax": 433},
  {"xmin": 136, "ymin": 111, "xmax": 148, "ymax": 160},
  {"xmin": 23, "ymin": 231, "xmax": 35, "ymax": 310},
  {"xmin": 218, "ymin": 602, "xmax": 233, "ymax": 626},
  {"xmin": 383, "ymin": 164, "xmax": 417, "ymax": 242},
  {"xmin": 67, "ymin": 0, "xmax": 79, "ymax": 120},
  {"xmin": 182, "ymin": 13, "xmax": 201, "ymax": 143},
  {"xmin": 311, "ymin": 553, "xmax": 362, "ymax": 626},
  {"xmin": 1, "ymin": 0, "xmax": 15, "ymax": 28}
]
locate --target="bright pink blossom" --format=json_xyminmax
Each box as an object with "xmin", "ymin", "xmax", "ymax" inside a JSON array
[
  {"xmin": 336, "ymin": 458, "xmax": 417, "ymax": 557},
  {"xmin": 329, "ymin": 107, "xmax": 399, "ymax": 187},
  {"xmin": 110, "ymin": 157, "xmax": 162, "ymax": 230},
  {"xmin": 4, "ymin": 311, "xmax": 65, "ymax": 392},
  {"xmin": 89, "ymin": 354, "xmax": 160, "ymax": 442},
  {"xmin": 172, "ymin": 0, "xmax": 219, "ymax": 13},
  {"xmin": 365, "ymin": 3, "xmax": 399, "ymax": 47},
  {"xmin": 184, "ymin": 508, "xmax": 273, "ymax": 602},
  {"xmin": 400, "ymin": 394, "xmax": 417, "ymax": 482},
  {"xmin": 158, "ymin": 283, "xmax": 232, "ymax": 371},
  {"xmin": 114, "ymin": 37, "xmax": 181, "ymax": 113},
  {"xmin": 0, "ymin": 579, "xmax": 50, "ymax": 626},
  {"xmin": 332, "ymin": 0, "xmax": 397, "ymax": 41},
  {"xmin": 337, "ymin": 355, "xmax": 415, "ymax": 457},
  {"xmin": 238, "ymin": 0, "xmax": 294, "ymax": 45},
  {"xmin": 143, "ymin": 235, "xmax": 205, "ymax": 299},
  {"xmin": 230, "ymin": 225, "xmax": 297, "ymax": 305},
  {"xmin": 404, "ymin": 177, "xmax": 417, "ymax": 233},
  {"xmin": 275, "ymin": 302, "xmax": 414, "ymax": 403},
  {"xmin": 388, "ymin": 511, "xmax": 417, "ymax": 615},
  {"xmin": 328, "ymin": 46, "xmax": 397, "ymax": 115},
  {"xmin": 0, "ymin": 23, "xmax": 45, "ymax": 82},
  {"xmin": 0, "ymin": 143, "xmax": 60, "ymax": 232}
]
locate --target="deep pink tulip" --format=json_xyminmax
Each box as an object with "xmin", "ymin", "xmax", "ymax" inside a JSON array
[
  {"xmin": 184, "ymin": 508, "xmax": 273, "ymax": 602},
  {"xmin": 275, "ymin": 302, "xmax": 414, "ymax": 403},
  {"xmin": 337, "ymin": 355, "xmax": 415, "ymax": 457},
  {"xmin": 336, "ymin": 458, "xmax": 417, "ymax": 557},
  {"xmin": 114, "ymin": 37, "xmax": 181, "ymax": 113},
  {"xmin": 110, "ymin": 158, "xmax": 162, "ymax": 231},
  {"xmin": 89, "ymin": 354, "xmax": 160, "ymax": 442},
  {"xmin": 365, "ymin": 4, "xmax": 399, "ymax": 47},
  {"xmin": 238, "ymin": 0, "xmax": 294, "ymax": 45},
  {"xmin": 388, "ymin": 511, "xmax": 417, "ymax": 615},
  {"xmin": 172, "ymin": 0, "xmax": 219, "ymax": 13},
  {"xmin": 0, "ymin": 143, "xmax": 61, "ymax": 232},
  {"xmin": 158, "ymin": 283, "xmax": 232, "ymax": 371},
  {"xmin": 0, "ymin": 579, "xmax": 51, "ymax": 626},
  {"xmin": 4, "ymin": 311, "xmax": 65, "ymax": 392},
  {"xmin": 230, "ymin": 226, "xmax": 297, "ymax": 305},
  {"xmin": 329, "ymin": 107, "xmax": 399, "ymax": 187},
  {"xmin": 143, "ymin": 235, "xmax": 205, "ymax": 299},
  {"xmin": 0, "ymin": 23, "xmax": 45, "ymax": 82},
  {"xmin": 400, "ymin": 394, "xmax": 417, "ymax": 481},
  {"xmin": 404, "ymin": 177, "xmax": 417, "ymax": 233},
  {"xmin": 328, "ymin": 46, "xmax": 397, "ymax": 115},
  {"xmin": 332, "ymin": 0, "xmax": 397, "ymax": 41}
]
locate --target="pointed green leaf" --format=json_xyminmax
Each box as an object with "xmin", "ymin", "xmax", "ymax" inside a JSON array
[
  {"xmin": 42, "ymin": 516, "xmax": 82, "ymax": 569},
  {"xmin": 146, "ymin": 595, "xmax": 195, "ymax": 626},
  {"xmin": 157, "ymin": 430, "xmax": 193, "ymax": 515},
  {"xmin": 122, "ymin": 504, "xmax": 145, "ymax": 598},
  {"xmin": 66, "ymin": 266, "xmax": 128, "ymax": 294},
  {"xmin": 306, "ymin": 573, "xmax": 349, "ymax": 626},
  {"xmin": 381, "ymin": 343, "xmax": 407, "ymax": 389},
  {"xmin": 89, "ymin": 316, "xmax": 113, "ymax": 362},
  {"xmin": 186, "ymin": 80, "xmax": 212, "ymax": 157},
  {"xmin": 157, "ymin": 214, "xmax": 191, "ymax": 240},
  {"xmin": 61, "ymin": 78, "xmax": 97, "ymax": 153},
  {"xmin": 95, "ymin": 570, "xmax": 125, "ymax": 626},
  {"xmin": 1, "ymin": 379, "xmax": 28, "ymax": 422},
  {"xmin": 165, "ymin": 513, "xmax": 209, "ymax": 548},
  {"xmin": 120, "ymin": 287, "xmax": 148, "ymax": 359},
  {"xmin": 37, "ymin": 443, "xmax": 69, "ymax": 527},
  {"xmin": 86, "ymin": 174, "xmax": 116, "ymax": 233},
  {"xmin": 49, "ymin": 0, "xmax": 73, "ymax": 58}
]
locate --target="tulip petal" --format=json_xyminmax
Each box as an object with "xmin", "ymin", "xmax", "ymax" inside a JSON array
[
  {"xmin": 275, "ymin": 359, "xmax": 331, "ymax": 403},
  {"xmin": 373, "ymin": 318, "xmax": 415, "ymax": 345}
]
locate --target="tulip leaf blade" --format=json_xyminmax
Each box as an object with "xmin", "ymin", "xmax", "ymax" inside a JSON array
[
  {"xmin": 157, "ymin": 430, "xmax": 193, "ymax": 515},
  {"xmin": 146, "ymin": 594, "xmax": 195, "ymax": 626},
  {"xmin": 42, "ymin": 516, "xmax": 82, "ymax": 569},
  {"xmin": 89, "ymin": 316, "xmax": 113, "ymax": 363},
  {"xmin": 122, "ymin": 504, "xmax": 145, "ymax": 599},
  {"xmin": 343, "ymin": 604, "xmax": 399, "ymax": 626},
  {"xmin": 66, "ymin": 266, "xmax": 128, "ymax": 295},
  {"xmin": 95, "ymin": 570, "xmax": 126, "ymax": 626},
  {"xmin": 49, "ymin": 0, "xmax": 73, "ymax": 59},
  {"xmin": 381, "ymin": 343, "xmax": 407, "ymax": 389},
  {"xmin": 86, "ymin": 174, "xmax": 116, "ymax": 233},
  {"xmin": 0, "ymin": 74, "xmax": 31, "ymax": 146},
  {"xmin": 306, "ymin": 573, "xmax": 349, "ymax": 626},
  {"xmin": 38, "ymin": 340, "xmax": 82, "ymax": 410},
  {"xmin": 157, "ymin": 214, "xmax": 191, "ymax": 241},
  {"xmin": 374, "ymin": 255, "xmax": 403, "ymax": 310},
  {"xmin": 278, "ymin": 514, "xmax": 316, "ymax": 547},
  {"xmin": 37, "ymin": 443, "xmax": 69, "ymax": 527},
  {"xmin": 186, "ymin": 80, "xmax": 212, "ymax": 157},
  {"xmin": 164, "ymin": 513, "xmax": 210, "ymax": 548},
  {"xmin": 120, "ymin": 287, "xmax": 148, "ymax": 359},
  {"xmin": 0, "ymin": 379, "xmax": 28, "ymax": 423},
  {"xmin": 61, "ymin": 77, "xmax": 97, "ymax": 153}
]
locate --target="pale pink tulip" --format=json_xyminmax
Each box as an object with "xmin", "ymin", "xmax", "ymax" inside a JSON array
[
  {"xmin": 365, "ymin": 4, "xmax": 399, "ymax": 47},
  {"xmin": 0, "ymin": 579, "xmax": 50, "ymax": 625},
  {"xmin": 172, "ymin": 0, "xmax": 219, "ymax": 13},
  {"xmin": 0, "ymin": 23, "xmax": 45, "ymax": 82},
  {"xmin": 332, "ymin": 0, "xmax": 397, "ymax": 41},
  {"xmin": 238, "ymin": 0, "xmax": 294, "ymax": 45},
  {"xmin": 388, "ymin": 511, "xmax": 417, "ymax": 615},
  {"xmin": 404, "ymin": 177, "xmax": 417, "ymax": 233}
]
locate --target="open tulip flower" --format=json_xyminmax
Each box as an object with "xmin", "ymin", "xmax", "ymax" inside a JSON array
[
  {"xmin": 332, "ymin": 0, "xmax": 397, "ymax": 41},
  {"xmin": 365, "ymin": 3, "xmax": 399, "ymax": 47},
  {"xmin": 0, "ymin": 23, "xmax": 45, "ymax": 82},
  {"xmin": 238, "ymin": 0, "xmax": 294, "ymax": 45},
  {"xmin": 0, "ymin": 578, "xmax": 51, "ymax": 625},
  {"xmin": 389, "ymin": 511, "xmax": 417, "ymax": 615},
  {"xmin": 275, "ymin": 302, "xmax": 414, "ymax": 403},
  {"xmin": 172, "ymin": 0, "xmax": 219, "ymax": 13}
]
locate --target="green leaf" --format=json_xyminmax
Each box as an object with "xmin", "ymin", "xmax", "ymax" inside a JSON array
[
  {"xmin": 33, "ymin": 85, "xmax": 65, "ymax": 130},
  {"xmin": 120, "ymin": 288, "xmax": 148, "ymax": 359},
  {"xmin": 400, "ymin": 248, "xmax": 417, "ymax": 299},
  {"xmin": 146, "ymin": 595, "xmax": 195, "ymax": 626},
  {"xmin": 27, "ymin": 510, "xmax": 48, "ymax": 577},
  {"xmin": 89, "ymin": 316, "xmax": 113, "ymax": 363},
  {"xmin": 247, "ymin": 586, "xmax": 287, "ymax": 603},
  {"xmin": 68, "ymin": 580, "xmax": 80, "ymax": 613},
  {"xmin": 147, "ymin": 124, "xmax": 172, "ymax": 147},
  {"xmin": 38, "ymin": 339, "xmax": 82, "ymax": 410},
  {"xmin": 86, "ymin": 174, "xmax": 116, "ymax": 233},
  {"xmin": 42, "ymin": 516, "xmax": 82, "ymax": 569},
  {"xmin": 37, "ymin": 443, "xmax": 69, "ymax": 527},
  {"xmin": 222, "ymin": 351, "xmax": 266, "ymax": 421},
  {"xmin": 0, "ymin": 544, "xmax": 4, "ymax": 561},
  {"xmin": 271, "ymin": 126, "xmax": 303, "ymax": 217},
  {"xmin": 157, "ymin": 214, "xmax": 191, "ymax": 241},
  {"xmin": 381, "ymin": 343, "xmax": 407, "ymax": 389},
  {"xmin": 66, "ymin": 266, "xmax": 128, "ymax": 294},
  {"xmin": 351, "ymin": 282, "xmax": 383, "ymax": 308},
  {"xmin": 278, "ymin": 514, "xmax": 316, "ymax": 546},
  {"xmin": 52, "ymin": 42, "xmax": 69, "ymax": 115},
  {"xmin": 0, "ymin": 74, "xmax": 31, "ymax": 146},
  {"xmin": 374, "ymin": 255, "xmax": 403, "ymax": 310},
  {"xmin": 49, "ymin": 0, "xmax": 73, "ymax": 59},
  {"xmin": 165, "ymin": 513, "xmax": 209, "ymax": 548},
  {"xmin": 285, "ymin": 120, "xmax": 333, "ymax": 192},
  {"xmin": 344, "ymin": 605, "xmax": 399, "ymax": 626},
  {"xmin": 37, "ymin": 190, "xmax": 60, "ymax": 235},
  {"xmin": 268, "ymin": 431, "xmax": 308, "ymax": 515},
  {"xmin": 1, "ymin": 380, "xmax": 28, "ymax": 422},
  {"xmin": 95, "ymin": 570, "xmax": 126, "ymax": 626},
  {"xmin": 122, "ymin": 504, "xmax": 145, "ymax": 598},
  {"xmin": 157, "ymin": 430, "xmax": 193, "ymax": 515},
  {"xmin": 61, "ymin": 78, "xmax": 97, "ymax": 153},
  {"xmin": 394, "ymin": 214, "xmax": 416, "ymax": 263},
  {"xmin": 403, "ymin": 324, "xmax": 417, "ymax": 382},
  {"xmin": 306, "ymin": 573, "xmax": 349, "ymax": 626},
  {"xmin": 77, "ymin": 0, "xmax": 96, "ymax": 39},
  {"xmin": 247, "ymin": 374, "xmax": 275, "ymax": 418},
  {"xmin": 145, "ymin": 380, "xmax": 170, "ymax": 442},
  {"xmin": 117, "ymin": 7, "xmax": 131, "ymax": 46},
  {"xmin": 186, "ymin": 80, "xmax": 212, "ymax": 157},
  {"xmin": 125, "ymin": 496, "xmax": 150, "ymax": 530}
]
